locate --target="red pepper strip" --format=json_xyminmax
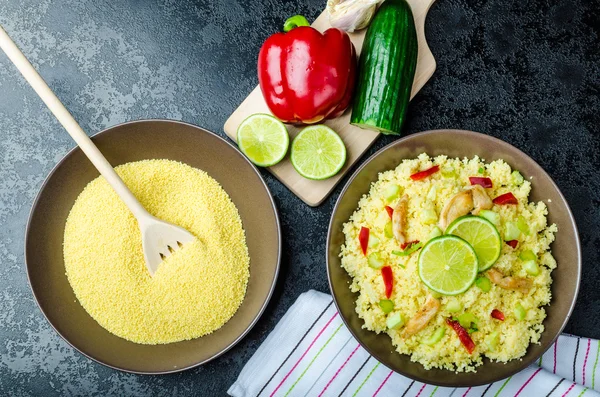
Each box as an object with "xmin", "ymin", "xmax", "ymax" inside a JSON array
[
  {"xmin": 410, "ymin": 165, "xmax": 440, "ymax": 181},
  {"xmin": 493, "ymin": 192, "xmax": 518, "ymax": 205},
  {"xmin": 469, "ymin": 177, "xmax": 493, "ymax": 188},
  {"xmin": 491, "ymin": 309, "xmax": 505, "ymax": 321},
  {"xmin": 358, "ymin": 227, "xmax": 369, "ymax": 256},
  {"xmin": 446, "ymin": 318, "xmax": 476, "ymax": 354},
  {"xmin": 385, "ymin": 206, "xmax": 394, "ymax": 219},
  {"xmin": 506, "ymin": 240, "xmax": 518, "ymax": 249},
  {"xmin": 381, "ymin": 266, "xmax": 394, "ymax": 298},
  {"xmin": 400, "ymin": 240, "xmax": 420, "ymax": 250}
]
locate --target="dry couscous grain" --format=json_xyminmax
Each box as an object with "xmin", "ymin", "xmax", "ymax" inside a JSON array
[
  {"xmin": 63, "ymin": 159, "xmax": 249, "ymax": 345},
  {"xmin": 340, "ymin": 154, "xmax": 557, "ymax": 372}
]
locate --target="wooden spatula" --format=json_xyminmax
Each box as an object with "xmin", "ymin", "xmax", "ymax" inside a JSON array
[{"xmin": 0, "ymin": 25, "xmax": 195, "ymax": 276}]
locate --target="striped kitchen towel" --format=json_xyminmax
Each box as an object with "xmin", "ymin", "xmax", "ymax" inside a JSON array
[{"xmin": 228, "ymin": 290, "xmax": 600, "ymax": 397}]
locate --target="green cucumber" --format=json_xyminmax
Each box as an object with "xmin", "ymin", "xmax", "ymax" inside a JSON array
[{"xmin": 350, "ymin": 0, "xmax": 418, "ymax": 135}]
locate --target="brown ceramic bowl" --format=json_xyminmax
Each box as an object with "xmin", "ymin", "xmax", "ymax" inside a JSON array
[
  {"xmin": 327, "ymin": 129, "xmax": 580, "ymax": 387},
  {"xmin": 25, "ymin": 120, "xmax": 281, "ymax": 374}
]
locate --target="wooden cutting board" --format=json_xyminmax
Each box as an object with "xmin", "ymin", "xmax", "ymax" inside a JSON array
[{"xmin": 224, "ymin": 0, "xmax": 437, "ymax": 206}]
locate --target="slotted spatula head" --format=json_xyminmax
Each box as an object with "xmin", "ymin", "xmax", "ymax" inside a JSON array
[{"xmin": 139, "ymin": 214, "xmax": 196, "ymax": 276}]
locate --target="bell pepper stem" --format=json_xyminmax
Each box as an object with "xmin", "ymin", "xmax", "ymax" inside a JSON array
[{"xmin": 283, "ymin": 15, "xmax": 310, "ymax": 32}]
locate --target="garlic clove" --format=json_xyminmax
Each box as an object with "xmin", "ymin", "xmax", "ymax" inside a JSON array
[{"xmin": 326, "ymin": 0, "xmax": 383, "ymax": 32}]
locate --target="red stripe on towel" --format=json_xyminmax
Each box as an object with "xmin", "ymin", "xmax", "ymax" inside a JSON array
[
  {"xmin": 515, "ymin": 367, "xmax": 542, "ymax": 396},
  {"xmin": 372, "ymin": 370, "xmax": 394, "ymax": 397},
  {"xmin": 561, "ymin": 382, "xmax": 576, "ymax": 396},
  {"xmin": 269, "ymin": 312, "xmax": 338, "ymax": 397},
  {"xmin": 318, "ymin": 343, "xmax": 361, "ymax": 397},
  {"xmin": 583, "ymin": 339, "xmax": 591, "ymax": 384}
]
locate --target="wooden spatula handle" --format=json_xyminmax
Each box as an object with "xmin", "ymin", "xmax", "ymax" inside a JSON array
[{"xmin": 0, "ymin": 25, "xmax": 149, "ymax": 220}]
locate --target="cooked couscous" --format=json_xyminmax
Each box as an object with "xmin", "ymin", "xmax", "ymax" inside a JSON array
[
  {"xmin": 340, "ymin": 154, "xmax": 557, "ymax": 372},
  {"xmin": 64, "ymin": 160, "xmax": 249, "ymax": 344}
]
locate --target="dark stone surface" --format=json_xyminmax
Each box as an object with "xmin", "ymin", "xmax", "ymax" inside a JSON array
[{"xmin": 0, "ymin": 0, "xmax": 598, "ymax": 394}]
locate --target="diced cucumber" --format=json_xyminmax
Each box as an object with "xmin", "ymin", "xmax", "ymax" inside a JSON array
[
  {"xmin": 479, "ymin": 210, "xmax": 500, "ymax": 226},
  {"xmin": 368, "ymin": 235, "xmax": 380, "ymax": 249},
  {"xmin": 504, "ymin": 221, "xmax": 521, "ymax": 241},
  {"xmin": 445, "ymin": 300, "xmax": 462, "ymax": 313},
  {"xmin": 421, "ymin": 208, "xmax": 438, "ymax": 225},
  {"xmin": 475, "ymin": 276, "xmax": 491, "ymax": 292},
  {"xmin": 519, "ymin": 250, "xmax": 537, "ymax": 261},
  {"xmin": 512, "ymin": 170, "xmax": 524, "ymax": 185},
  {"xmin": 485, "ymin": 331, "xmax": 500, "ymax": 351},
  {"xmin": 517, "ymin": 215, "xmax": 530, "ymax": 235},
  {"xmin": 523, "ymin": 260, "xmax": 540, "ymax": 276},
  {"xmin": 379, "ymin": 299, "xmax": 394, "ymax": 313},
  {"xmin": 385, "ymin": 185, "xmax": 401, "ymax": 202},
  {"xmin": 421, "ymin": 327, "xmax": 445, "ymax": 346},
  {"xmin": 428, "ymin": 226, "xmax": 443, "ymax": 240},
  {"xmin": 441, "ymin": 165, "xmax": 456, "ymax": 178},
  {"xmin": 427, "ymin": 186, "xmax": 437, "ymax": 202},
  {"xmin": 386, "ymin": 312, "xmax": 404, "ymax": 330},
  {"xmin": 384, "ymin": 222, "xmax": 394, "ymax": 238},
  {"xmin": 368, "ymin": 252, "xmax": 385, "ymax": 269},
  {"xmin": 514, "ymin": 303, "xmax": 527, "ymax": 320},
  {"xmin": 458, "ymin": 313, "xmax": 477, "ymax": 329}
]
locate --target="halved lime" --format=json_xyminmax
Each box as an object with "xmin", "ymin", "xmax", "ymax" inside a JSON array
[
  {"xmin": 290, "ymin": 125, "xmax": 346, "ymax": 180},
  {"xmin": 237, "ymin": 113, "xmax": 289, "ymax": 167},
  {"xmin": 445, "ymin": 215, "xmax": 502, "ymax": 271},
  {"xmin": 418, "ymin": 235, "xmax": 479, "ymax": 295}
]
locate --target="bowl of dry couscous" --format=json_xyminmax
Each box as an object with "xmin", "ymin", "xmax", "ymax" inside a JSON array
[
  {"xmin": 25, "ymin": 120, "xmax": 281, "ymax": 374},
  {"xmin": 327, "ymin": 129, "xmax": 580, "ymax": 387}
]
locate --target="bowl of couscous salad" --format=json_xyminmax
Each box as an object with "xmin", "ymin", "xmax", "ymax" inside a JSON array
[{"xmin": 327, "ymin": 129, "xmax": 580, "ymax": 387}]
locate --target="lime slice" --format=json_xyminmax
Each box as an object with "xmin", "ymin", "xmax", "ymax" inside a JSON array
[
  {"xmin": 445, "ymin": 215, "xmax": 502, "ymax": 271},
  {"xmin": 290, "ymin": 125, "xmax": 346, "ymax": 180},
  {"xmin": 418, "ymin": 235, "xmax": 479, "ymax": 295},
  {"xmin": 237, "ymin": 114, "xmax": 289, "ymax": 167}
]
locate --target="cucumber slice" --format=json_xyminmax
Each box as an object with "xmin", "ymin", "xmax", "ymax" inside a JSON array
[
  {"xmin": 523, "ymin": 260, "xmax": 540, "ymax": 276},
  {"xmin": 385, "ymin": 185, "xmax": 401, "ymax": 202},
  {"xmin": 386, "ymin": 312, "xmax": 404, "ymax": 330},
  {"xmin": 421, "ymin": 327, "xmax": 445, "ymax": 346},
  {"xmin": 368, "ymin": 252, "xmax": 385, "ymax": 269},
  {"xmin": 504, "ymin": 221, "xmax": 521, "ymax": 241},
  {"xmin": 479, "ymin": 210, "xmax": 500, "ymax": 226}
]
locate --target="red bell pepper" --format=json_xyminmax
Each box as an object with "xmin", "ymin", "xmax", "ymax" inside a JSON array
[
  {"xmin": 358, "ymin": 226, "xmax": 369, "ymax": 255},
  {"xmin": 491, "ymin": 309, "xmax": 505, "ymax": 321},
  {"xmin": 410, "ymin": 165, "xmax": 439, "ymax": 181},
  {"xmin": 258, "ymin": 15, "xmax": 357, "ymax": 124},
  {"xmin": 493, "ymin": 192, "xmax": 518, "ymax": 205},
  {"xmin": 469, "ymin": 177, "xmax": 493, "ymax": 188},
  {"xmin": 506, "ymin": 240, "xmax": 518, "ymax": 249},
  {"xmin": 446, "ymin": 318, "xmax": 476, "ymax": 354},
  {"xmin": 381, "ymin": 266, "xmax": 393, "ymax": 298},
  {"xmin": 385, "ymin": 206, "xmax": 394, "ymax": 219},
  {"xmin": 400, "ymin": 240, "xmax": 420, "ymax": 250}
]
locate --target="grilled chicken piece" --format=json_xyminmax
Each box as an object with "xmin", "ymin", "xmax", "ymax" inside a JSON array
[
  {"xmin": 403, "ymin": 295, "xmax": 441, "ymax": 337},
  {"xmin": 392, "ymin": 195, "xmax": 409, "ymax": 247},
  {"xmin": 439, "ymin": 190, "xmax": 473, "ymax": 230},
  {"xmin": 469, "ymin": 185, "xmax": 493, "ymax": 215},
  {"xmin": 487, "ymin": 268, "xmax": 532, "ymax": 294}
]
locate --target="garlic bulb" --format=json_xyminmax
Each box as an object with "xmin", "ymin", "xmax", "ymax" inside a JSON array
[{"xmin": 326, "ymin": 0, "xmax": 384, "ymax": 32}]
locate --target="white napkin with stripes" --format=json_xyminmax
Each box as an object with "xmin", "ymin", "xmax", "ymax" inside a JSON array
[{"xmin": 229, "ymin": 290, "xmax": 600, "ymax": 397}]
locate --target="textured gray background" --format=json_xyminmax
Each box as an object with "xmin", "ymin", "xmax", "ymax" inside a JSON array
[{"xmin": 0, "ymin": 0, "xmax": 599, "ymax": 395}]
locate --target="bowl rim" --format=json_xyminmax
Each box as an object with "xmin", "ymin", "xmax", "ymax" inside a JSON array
[
  {"xmin": 326, "ymin": 129, "xmax": 581, "ymax": 387},
  {"xmin": 24, "ymin": 118, "xmax": 282, "ymax": 375}
]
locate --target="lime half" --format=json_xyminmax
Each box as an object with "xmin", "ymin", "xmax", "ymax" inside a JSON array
[
  {"xmin": 445, "ymin": 215, "xmax": 502, "ymax": 271},
  {"xmin": 237, "ymin": 114, "xmax": 289, "ymax": 167},
  {"xmin": 290, "ymin": 125, "xmax": 346, "ymax": 180},
  {"xmin": 418, "ymin": 235, "xmax": 479, "ymax": 295}
]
